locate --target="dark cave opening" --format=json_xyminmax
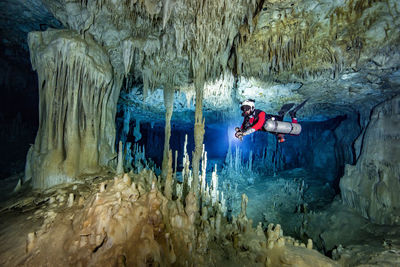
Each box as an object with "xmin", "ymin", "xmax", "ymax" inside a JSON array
[{"xmin": 0, "ymin": 44, "xmax": 39, "ymax": 179}]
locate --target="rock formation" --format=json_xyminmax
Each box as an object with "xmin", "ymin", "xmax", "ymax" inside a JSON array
[
  {"xmin": 24, "ymin": 29, "xmax": 122, "ymax": 189},
  {"xmin": 340, "ymin": 95, "xmax": 400, "ymax": 225},
  {"xmin": 18, "ymin": 168, "xmax": 338, "ymax": 266}
]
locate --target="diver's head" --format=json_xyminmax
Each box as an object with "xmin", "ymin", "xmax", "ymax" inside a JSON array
[{"xmin": 240, "ymin": 99, "xmax": 255, "ymax": 116}]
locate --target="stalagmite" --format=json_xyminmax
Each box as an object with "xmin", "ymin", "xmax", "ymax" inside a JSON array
[
  {"xmin": 220, "ymin": 192, "xmax": 227, "ymax": 216},
  {"xmin": 201, "ymin": 206, "xmax": 208, "ymax": 221},
  {"xmin": 67, "ymin": 193, "xmax": 74, "ymax": 207},
  {"xmin": 26, "ymin": 232, "xmax": 36, "ymax": 253},
  {"xmin": 181, "ymin": 134, "xmax": 191, "ymax": 199},
  {"xmin": 240, "ymin": 193, "xmax": 248, "ymax": 219},
  {"xmin": 211, "ymin": 165, "xmax": 219, "ymax": 206},
  {"xmin": 99, "ymin": 182, "xmax": 106, "ymax": 192},
  {"xmin": 164, "ymin": 149, "xmax": 173, "ymax": 200},
  {"xmin": 117, "ymin": 141, "xmax": 124, "ymax": 175},
  {"xmin": 200, "ymin": 145, "xmax": 207, "ymax": 196},
  {"xmin": 162, "ymin": 86, "xmax": 174, "ymax": 180},
  {"xmin": 215, "ymin": 212, "xmax": 221, "ymax": 237},
  {"xmin": 307, "ymin": 239, "xmax": 313, "ymax": 249}
]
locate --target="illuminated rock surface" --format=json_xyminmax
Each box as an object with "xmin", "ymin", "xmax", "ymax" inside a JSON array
[
  {"xmin": 340, "ymin": 95, "xmax": 400, "ymax": 225},
  {"xmin": 0, "ymin": 0, "xmax": 399, "ymax": 266}
]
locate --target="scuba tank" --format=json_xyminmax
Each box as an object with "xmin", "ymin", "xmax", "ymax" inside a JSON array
[{"xmin": 264, "ymin": 119, "xmax": 302, "ymax": 135}]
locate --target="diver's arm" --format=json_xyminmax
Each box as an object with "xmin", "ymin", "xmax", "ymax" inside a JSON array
[
  {"xmin": 251, "ymin": 111, "xmax": 266, "ymax": 131},
  {"xmin": 242, "ymin": 128, "xmax": 255, "ymax": 136}
]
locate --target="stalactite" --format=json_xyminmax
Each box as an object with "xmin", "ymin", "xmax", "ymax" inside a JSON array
[
  {"xmin": 162, "ymin": 0, "xmax": 175, "ymax": 29},
  {"xmin": 122, "ymin": 107, "xmax": 131, "ymax": 144},
  {"xmin": 122, "ymin": 38, "xmax": 135, "ymax": 77}
]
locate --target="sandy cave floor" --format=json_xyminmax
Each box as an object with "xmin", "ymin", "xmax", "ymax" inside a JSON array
[{"xmin": 220, "ymin": 168, "xmax": 336, "ymax": 237}]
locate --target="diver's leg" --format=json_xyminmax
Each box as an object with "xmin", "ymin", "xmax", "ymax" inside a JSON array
[
  {"xmin": 278, "ymin": 103, "xmax": 295, "ymax": 118},
  {"xmin": 277, "ymin": 133, "xmax": 285, "ymax": 143},
  {"xmin": 289, "ymin": 98, "xmax": 309, "ymax": 119}
]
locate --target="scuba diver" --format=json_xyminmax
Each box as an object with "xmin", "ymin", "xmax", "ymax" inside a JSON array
[{"xmin": 235, "ymin": 98, "xmax": 309, "ymax": 143}]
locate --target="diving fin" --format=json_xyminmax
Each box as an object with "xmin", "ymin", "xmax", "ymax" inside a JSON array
[
  {"xmin": 289, "ymin": 98, "xmax": 309, "ymax": 118},
  {"xmin": 278, "ymin": 103, "xmax": 295, "ymax": 117}
]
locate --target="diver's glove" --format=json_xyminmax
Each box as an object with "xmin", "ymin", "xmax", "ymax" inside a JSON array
[
  {"xmin": 234, "ymin": 127, "xmax": 243, "ymax": 140},
  {"xmin": 235, "ymin": 131, "xmax": 243, "ymax": 140}
]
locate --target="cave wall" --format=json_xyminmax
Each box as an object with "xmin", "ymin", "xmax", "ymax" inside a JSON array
[
  {"xmin": 340, "ymin": 95, "xmax": 400, "ymax": 225},
  {"xmin": 25, "ymin": 29, "xmax": 122, "ymax": 189},
  {"xmin": 0, "ymin": 47, "xmax": 39, "ymax": 178}
]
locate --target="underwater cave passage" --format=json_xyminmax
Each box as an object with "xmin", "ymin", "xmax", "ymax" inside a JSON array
[
  {"xmin": 1, "ymin": 0, "xmax": 400, "ymax": 265},
  {"xmin": 115, "ymin": 98, "xmax": 355, "ymax": 239}
]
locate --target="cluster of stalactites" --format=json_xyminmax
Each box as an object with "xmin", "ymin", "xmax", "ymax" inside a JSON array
[
  {"xmin": 236, "ymin": 0, "xmax": 312, "ymax": 80},
  {"xmin": 238, "ymin": 31, "xmax": 307, "ymax": 77},
  {"xmin": 51, "ymin": 0, "xmax": 262, "ymax": 98},
  {"xmin": 122, "ymin": 0, "xmax": 259, "ymax": 94},
  {"xmin": 186, "ymin": 0, "xmax": 258, "ymax": 82}
]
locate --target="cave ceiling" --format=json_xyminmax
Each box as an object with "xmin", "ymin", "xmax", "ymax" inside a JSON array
[
  {"xmin": 2, "ymin": 0, "xmax": 400, "ymax": 122},
  {"xmin": 0, "ymin": 0, "xmax": 62, "ymax": 65}
]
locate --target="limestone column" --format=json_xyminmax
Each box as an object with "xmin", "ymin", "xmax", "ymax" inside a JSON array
[
  {"xmin": 25, "ymin": 29, "xmax": 121, "ymax": 189},
  {"xmin": 161, "ymin": 86, "xmax": 174, "ymax": 180},
  {"xmin": 191, "ymin": 68, "xmax": 206, "ymax": 195}
]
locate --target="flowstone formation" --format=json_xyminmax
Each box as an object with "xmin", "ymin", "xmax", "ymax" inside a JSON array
[
  {"xmin": 340, "ymin": 95, "xmax": 400, "ymax": 225},
  {"xmin": 25, "ymin": 29, "xmax": 122, "ymax": 189}
]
